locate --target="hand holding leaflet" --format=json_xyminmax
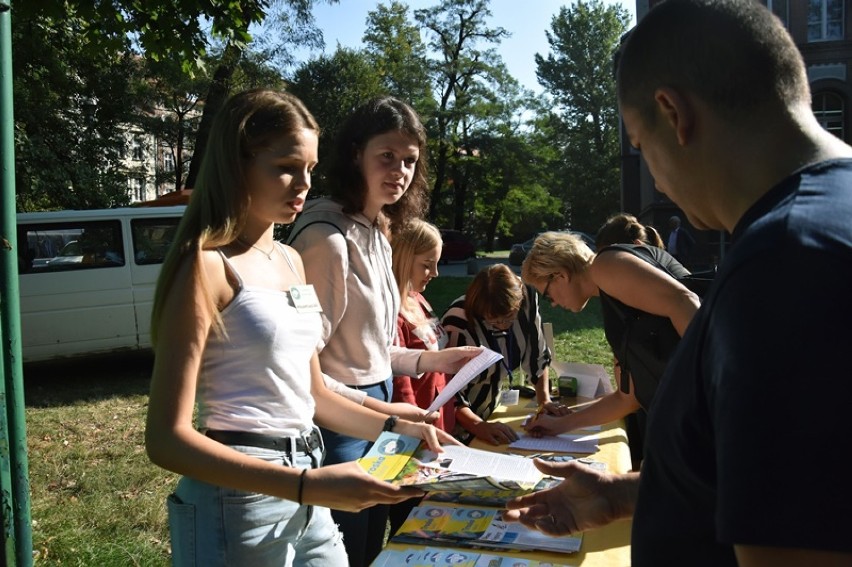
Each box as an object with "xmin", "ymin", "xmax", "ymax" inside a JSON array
[{"xmin": 427, "ymin": 348, "xmax": 503, "ymax": 412}]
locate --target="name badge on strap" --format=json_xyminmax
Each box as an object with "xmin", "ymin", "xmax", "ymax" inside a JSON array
[{"xmin": 289, "ymin": 284, "xmax": 323, "ymax": 313}]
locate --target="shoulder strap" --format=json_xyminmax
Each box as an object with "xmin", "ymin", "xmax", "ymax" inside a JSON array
[
  {"xmin": 286, "ymin": 219, "xmax": 345, "ymax": 245},
  {"xmin": 216, "ymin": 248, "xmax": 244, "ymax": 291},
  {"xmin": 276, "ymin": 243, "xmax": 303, "ymax": 284}
]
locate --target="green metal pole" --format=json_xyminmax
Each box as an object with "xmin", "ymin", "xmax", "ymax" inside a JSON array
[{"xmin": 0, "ymin": 1, "xmax": 33, "ymax": 565}]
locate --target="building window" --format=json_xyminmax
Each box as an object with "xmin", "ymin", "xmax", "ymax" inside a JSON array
[
  {"xmin": 808, "ymin": 0, "xmax": 844, "ymax": 41},
  {"xmin": 131, "ymin": 137, "xmax": 144, "ymax": 161},
  {"xmin": 766, "ymin": 0, "xmax": 788, "ymax": 28},
  {"xmin": 813, "ymin": 91, "xmax": 845, "ymax": 139},
  {"xmin": 128, "ymin": 177, "xmax": 146, "ymax": 202},
  {"xmin": 163, "ymin": 151, "xmax": 175, "ymax": 173}
]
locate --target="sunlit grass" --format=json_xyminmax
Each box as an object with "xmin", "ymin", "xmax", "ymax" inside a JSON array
[{"xmin": 26, "ymin": 354, "xmax": 173, "ymax": 566}]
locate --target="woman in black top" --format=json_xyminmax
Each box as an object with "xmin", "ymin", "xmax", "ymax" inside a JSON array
[{"xmin": 520, "ymin": 230, "xmax": 700, "ymax": 454}]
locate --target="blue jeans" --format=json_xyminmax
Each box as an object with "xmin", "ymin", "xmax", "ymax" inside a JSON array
[
  {"xmin": 167, "ymin": 430, "xmax": 347, "ymax": 566},
  {"xmin": 321, "ymin": 378, "xmax": 392, "ymax": 567}
]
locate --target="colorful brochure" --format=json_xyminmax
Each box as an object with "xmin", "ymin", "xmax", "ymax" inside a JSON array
[
  {"xmin": 391, "ymin": 503, "xmax": 583, "ymax": 555},
  {"xmin": 358, "ymin": 432, "xmax": 549, "ymax": 504},
  {"xmin": 371, "ymin": 547, "xmax": 576, "ymax": 567}
]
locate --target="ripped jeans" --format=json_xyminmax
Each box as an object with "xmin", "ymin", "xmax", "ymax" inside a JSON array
[{"xmin": 167, "ymin": 440, "xmax": 346, "ymax": 566}]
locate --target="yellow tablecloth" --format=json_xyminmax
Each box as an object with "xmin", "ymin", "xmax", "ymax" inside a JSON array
[{"xmin": 383, "ymin": 398, "xmax": 633, "ymax": 566}]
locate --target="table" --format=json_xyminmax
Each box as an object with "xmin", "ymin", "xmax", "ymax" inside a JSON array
[{"xmin": 383, "ymin": 397, "xmax": 633, "ymax": 566}]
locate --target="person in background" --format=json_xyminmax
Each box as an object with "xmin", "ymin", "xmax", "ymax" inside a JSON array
[
  {"xmin": 520, "ymin": 231, "xmax": 699, "ymax": 462},
  {"xmin": 442, "ymin": 263, "xmax": 564, "ymax": 446},
  {"xmin": 287, "ymin": 96, "xmax": 479, "ymax": 567},
  {"xmin": 387, "ymin": 219, "xmax": 454, "ymax": 535},
  {"xmin": 666, "ymin": 215, "xmax": 694, "ymax": 266},
  {"xmin": 506, "ymin": 2, "xmax": 852, "ymax": 565},
  {"xmin": 144, "ymin": 89, "xmax": 453, "ymax": 567}
]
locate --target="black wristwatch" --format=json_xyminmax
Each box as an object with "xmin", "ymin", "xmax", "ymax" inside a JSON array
[{"xmin": 383, "ymin": 415, "xmax": 399, "ymax": 432}]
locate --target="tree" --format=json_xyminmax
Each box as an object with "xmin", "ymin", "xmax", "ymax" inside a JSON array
[
  {"xmin": 16, "ymin": 1, "xmax": 332, "ymax": 209},
  {"xmin": 20, "ymin": 1, "xmax": 269, "ymax": 75},
  {"xmin": 184, "ymin": 0, "xmax": 336, "ymax": 189},
  {"xmin": 14, "ymin": 8, "xmax": 141, "ymax": 210},
  {"xmin": 288, "ymin": 47, "xmax": 385, "ymax": 193},
  {"xmin": 535, "ymin": 0, "xmax": 630, "ymax": 232},
  {"xmin": 457, "ymin": 78, "xmax": 561, "ymax": 248},
  {"xmin": 414, "ymin": 0, "xmax": 510, "ymax": 224},
  {"xmin": 134, "ymin": 58, "xmax": 209, "ymax": 194},
  {"xmin": 363, "ymin": 1, "xmax": 435, "ymax": 112}
]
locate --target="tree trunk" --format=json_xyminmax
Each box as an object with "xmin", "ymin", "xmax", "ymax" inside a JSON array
[
  {"xmin": 452, "ymin": 167, "xmax": 469, "ymax": 230},
  {"xmin": 185, "ymin": 44, "xmax": 242, "ymax": 189},
  {"xmin": 486, "ymin": 205, "xmax": 502, "ymax": 252},
  {"xmin": 429, "ymin": 125, "xmax": 449, "ymax": 221}
]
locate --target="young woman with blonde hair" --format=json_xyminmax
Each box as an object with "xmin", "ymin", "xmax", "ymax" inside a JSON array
[{"xmin": 390, "ymin": 219, "xmax": 454, "ymax": 432}]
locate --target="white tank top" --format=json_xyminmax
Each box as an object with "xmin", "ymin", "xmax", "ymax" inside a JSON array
[{"xmin": 196, "ymin": 245, "xmax": 321, "ymax": 436}]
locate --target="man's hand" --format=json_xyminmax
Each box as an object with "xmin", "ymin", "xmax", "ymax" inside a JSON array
[{"xmin": 504, "ymin": 460, "xmax": 638, "ymax": 535}]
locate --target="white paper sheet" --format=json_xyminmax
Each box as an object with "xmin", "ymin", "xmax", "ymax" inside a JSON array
[
  {"xmin": 417, "ymin": 444, "xmax": 543, "ymax": 484},
  {"xmin": 508, "ymin": 433, "xmax": 599, "ymax": 454},
  {"xmin": 426, "ymin": 348, "xmax": 503, "ymax": 412}
]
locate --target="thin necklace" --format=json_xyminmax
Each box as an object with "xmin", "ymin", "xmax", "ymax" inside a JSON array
[{"xmin": 236, "ymin": 237, "xmax": 275, "ymax": 260}]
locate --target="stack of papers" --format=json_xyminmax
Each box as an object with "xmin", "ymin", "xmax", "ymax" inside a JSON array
[
  {"xmin": 391, "ymin": 503, "xmax": 582, "ymax": 555},
  {"xmin": 358, "ymin": 432, "xmax": 554, "ymax": 504}
]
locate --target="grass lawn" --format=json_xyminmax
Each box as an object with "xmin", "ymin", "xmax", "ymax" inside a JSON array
[
  {"xmin": 23, "ymin": 275, "xmax": 611, "ymax": 565},
  {"xmin": 25, "ymin": 353, "xmax": 173, "ymax": 566}
]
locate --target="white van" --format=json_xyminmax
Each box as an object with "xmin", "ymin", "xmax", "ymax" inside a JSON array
[{"xmin": 16, "ymin": 206, "xmax": 185, "ymax": 363}]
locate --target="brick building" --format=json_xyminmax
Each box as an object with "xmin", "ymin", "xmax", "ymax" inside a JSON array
[{"xmin": 621, "ymin": 0, "xmax": 852, "ymax": 269}]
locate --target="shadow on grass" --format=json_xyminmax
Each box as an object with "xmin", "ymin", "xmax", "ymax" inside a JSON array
[{"xmin": 23, "ymin": 350, "xmax": 154, "ymax": 408}]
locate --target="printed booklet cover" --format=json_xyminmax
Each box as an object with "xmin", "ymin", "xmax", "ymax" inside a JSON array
[
  {"xmin": 370, "ymin": 546, "xmax": 577, "ymax": 566},
  {"xmin": 390, "ymin": 503, "xmax": 583, "ymax": 555},
  {"xmin": 358, "ymin": 432, "xmax": 552, "ymax": 503}
]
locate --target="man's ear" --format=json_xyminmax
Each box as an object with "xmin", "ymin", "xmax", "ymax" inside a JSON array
[{"xmin": 654, "ymin": 87, "xmax": 694, "ymax": 146}]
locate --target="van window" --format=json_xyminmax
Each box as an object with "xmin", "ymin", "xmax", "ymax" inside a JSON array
[
  {"xmin": 131, "ymin": 217, "xmax": 179, "ymax": 265},
  {"xmin": 18, "ymin": 220, "xmax": 124, "ymax": 274}
]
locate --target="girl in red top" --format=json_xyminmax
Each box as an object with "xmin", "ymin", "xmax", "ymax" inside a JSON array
[{"xmin": 390, "ymin": 219, "xmax": 455, "ymax": 432}]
